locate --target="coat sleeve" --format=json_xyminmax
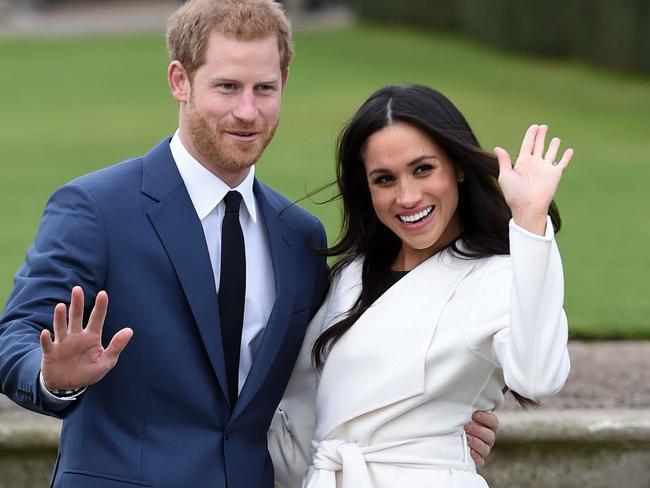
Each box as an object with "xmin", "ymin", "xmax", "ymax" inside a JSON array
[
  {"xmin": 0, "ymin": 183, "xmax": 107, "ymax": 417},
  {"xmin": 466, "ymin": 217, "xmax": 570, "ymax": 402},
  {"xmin": 268, "ymin": 266, "xmax": 348, "ymax": 488}
]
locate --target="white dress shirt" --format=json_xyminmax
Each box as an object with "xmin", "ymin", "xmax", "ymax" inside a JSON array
[{"xmin": 170, "ymin": 130, "xmax": 276, "ymax": 393}]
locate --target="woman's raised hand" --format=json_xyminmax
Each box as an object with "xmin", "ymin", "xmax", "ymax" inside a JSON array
[{"xmin": 494, "ymin": 124, "xmax": 573, "ymax": 235}]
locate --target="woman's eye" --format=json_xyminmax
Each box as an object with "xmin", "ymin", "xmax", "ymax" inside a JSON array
[
  {"xmin": 414, "ymin": 164, "xmax": 434, "ymax": 175},
  {"xmin": 372, "ymin": 175, "xmax": 394, "ymax": 185}
]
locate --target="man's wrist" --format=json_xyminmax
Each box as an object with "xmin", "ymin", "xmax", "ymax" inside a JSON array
[
  {"xmin": 39, "ymin": 372, "xmax": 86, "ymax": 399},
  {"xmin": 47, "ymin": 386, "xmax": 85, "ymax": 397}
]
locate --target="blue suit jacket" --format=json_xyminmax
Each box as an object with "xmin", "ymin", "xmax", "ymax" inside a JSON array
[{"xmin": 0, "ymin": 139, "xmax": 329, "ymax": 488}]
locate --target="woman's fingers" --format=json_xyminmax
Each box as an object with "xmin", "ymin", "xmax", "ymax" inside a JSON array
[
  {"xmin": 544, "ymin": 137, "xmax": 561, "ymax": 163},
  {"xmin": 519, "ymin": 124, "xmax": 539, "ymax": 156},
  {"xmin": 494, "ymin": 146, "xmax": 512, "ymax": 177},
  {"xmin": 517, "ymin": 125, "xmax": 571, "ymax": 170},
  {"xmin": 555, "ymin": 148, "xmax": 574, "ymax": 170},
  {"xmin": 532, "ymin": 124, "xmax": 548, "ymax": 157}
]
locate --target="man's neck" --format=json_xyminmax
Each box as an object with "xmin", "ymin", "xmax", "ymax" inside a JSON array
[{"xmin": 177, "ymin": 127, "xmax": 251, "ymax": 188}]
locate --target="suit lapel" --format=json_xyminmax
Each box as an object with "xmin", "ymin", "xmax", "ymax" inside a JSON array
[
  {"xmin": 316, "ymin": 252, "xmax": 477, "ymax": 440},
  {"xmin": 232, "ymin": 181, "xmax": 297, "ymax": 420},
  {"xmin": 141, "ymin": 140, "xmax": 229, "ymax": 402}
]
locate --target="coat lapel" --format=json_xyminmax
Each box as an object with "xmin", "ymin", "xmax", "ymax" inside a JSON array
[
  {"xmin": 141, "ymin": 139, "xmax": 229, "ymax": 402},
  {"xmin": 232, "ymin": 181, "xmax": 297, "ymax": 420},
  {"xmin": 316, "ymin": 251, "xmax": 477, "ymax": 440}
]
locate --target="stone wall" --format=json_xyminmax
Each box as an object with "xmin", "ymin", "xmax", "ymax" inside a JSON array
[{"xmin": 2, "ymin": 409, "xmax": 650, "ymax": 487}]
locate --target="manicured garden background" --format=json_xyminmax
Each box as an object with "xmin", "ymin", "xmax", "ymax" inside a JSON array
[{"xmin": 1, "ymin": 25, "xmax": 648, "ymax": 337}]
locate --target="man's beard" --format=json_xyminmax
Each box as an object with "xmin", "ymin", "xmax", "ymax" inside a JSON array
[{"xmin": 186, "ymin": 98, "xmax": 278, "ymax": 173}]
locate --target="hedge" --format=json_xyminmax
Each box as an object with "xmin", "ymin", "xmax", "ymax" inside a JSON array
[{"xmin": 352, "ymin": 0, "xmax": 650, "ymax": 74}]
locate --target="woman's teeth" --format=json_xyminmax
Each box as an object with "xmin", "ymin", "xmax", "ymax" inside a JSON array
[{"xmin": 398, "ymin": 206, "xmax": 433, "ymax": 224}]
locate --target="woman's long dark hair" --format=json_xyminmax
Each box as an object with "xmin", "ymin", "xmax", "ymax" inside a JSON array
[{"xmin": 313, "ymin": 84, "xmax": 561, "ymax": 408}]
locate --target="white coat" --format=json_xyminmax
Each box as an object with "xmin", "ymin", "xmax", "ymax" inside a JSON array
[{"xmin": 269, "ymin": 218, "xmax": 570, "ymax": 488}]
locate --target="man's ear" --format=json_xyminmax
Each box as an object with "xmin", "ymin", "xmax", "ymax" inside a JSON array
[
  {"xmin": 168, "ymin": 60, "xmax": 190, "ymax": 103},
  {"xmin": 280, "ymin": 68, "xmax": 289, "ymax": 94}
]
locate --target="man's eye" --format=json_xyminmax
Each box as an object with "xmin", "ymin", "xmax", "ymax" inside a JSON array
[
  {"xmin": 255, "ymin": 85, "xmax": 277, "ymax": 94},
  {"xmin": 217, "ymin": 83, "xmax": 236, "ymax": 90}
]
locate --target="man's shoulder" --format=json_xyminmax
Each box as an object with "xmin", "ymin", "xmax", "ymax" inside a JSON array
[
  {"xmin": 71, "ymin": 156, "xmax": 143, "ymax": 189},
  {"xmin": 62, "ymin": 139, "xmax": 171, "ymax": 198}
]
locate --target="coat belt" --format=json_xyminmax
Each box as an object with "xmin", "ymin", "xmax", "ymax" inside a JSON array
[{"xmin": 305, "ymin": 432, "xmax": 470, "ymax": 488}]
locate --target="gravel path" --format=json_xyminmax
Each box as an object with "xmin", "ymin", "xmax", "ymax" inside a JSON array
[{"xmin": 501, "ymin": 340, "xmax": 650, "ymax": 410}]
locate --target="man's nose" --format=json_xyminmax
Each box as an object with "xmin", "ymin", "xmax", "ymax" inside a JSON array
[{"xmin": 232, "ymin": 90, "xmax": 258, "ymax": 123}]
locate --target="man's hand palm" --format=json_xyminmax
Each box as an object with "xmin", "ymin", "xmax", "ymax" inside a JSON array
[{"xmin": 40, "ymin": 287, "xmax": 133, "ymax": 391}]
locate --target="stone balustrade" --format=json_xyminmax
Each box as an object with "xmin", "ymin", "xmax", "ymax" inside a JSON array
[{"xmin": 1, "ymin": 409, "xmax": 650, "ymax": 487}]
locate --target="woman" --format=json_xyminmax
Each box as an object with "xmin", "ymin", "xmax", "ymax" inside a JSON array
[{"xmin": 269, "ymin": 84, "xmax": 572, "ymax": 487}]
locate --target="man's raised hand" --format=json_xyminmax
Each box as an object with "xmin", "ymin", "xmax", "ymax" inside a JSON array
[{"xmin": 40, "ymin": 286, "xmax": 133, "ymax": 391}]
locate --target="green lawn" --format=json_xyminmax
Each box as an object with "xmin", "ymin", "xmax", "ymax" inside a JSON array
[{"xmin": 0, "ymin": 25, "xmax": 648, "ymax": 337}]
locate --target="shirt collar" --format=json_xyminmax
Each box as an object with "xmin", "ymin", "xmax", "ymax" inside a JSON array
[{"xmin": 170, "ymin": 130, "xmax": 257, "ymax": 222}]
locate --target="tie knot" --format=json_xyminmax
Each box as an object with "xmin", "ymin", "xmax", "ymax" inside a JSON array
[{"xmin": 223, "ymin": 191, "xmax": 242, "ymax": 214}]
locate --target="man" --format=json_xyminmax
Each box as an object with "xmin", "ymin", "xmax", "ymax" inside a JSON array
[{"xmin": 0, "ymin": 1, "xmax": 496, "ymax": 487}]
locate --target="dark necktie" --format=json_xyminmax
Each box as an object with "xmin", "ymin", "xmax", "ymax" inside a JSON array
[{"xmin": 219, "ymin": 191, "xmax": 246, "ymax": 410}]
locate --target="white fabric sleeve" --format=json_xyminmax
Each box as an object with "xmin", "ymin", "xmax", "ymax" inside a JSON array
[
  {"xmin": 465, "ymin": 217, "xmax": 570, "ymax": 402},
  {"xmin": 269, "ymin": 272, "xmax": 343, "ymax": 488},
  {"xmin": 492, "ymin": 217, "xmax": 570, "ymax": 400}
]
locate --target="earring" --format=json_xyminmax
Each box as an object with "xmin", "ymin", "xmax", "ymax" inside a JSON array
[{"xmin": 458, "ymin": 175, "xmax": 465, "ymax": 183}]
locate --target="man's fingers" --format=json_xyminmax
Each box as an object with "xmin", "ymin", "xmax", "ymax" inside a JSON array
[
  {"xmin": 465, "ymin": 420, "xmax": 496, "ymax": 448},
  {"xmin": 87, "ymin": 291, "xmax": 109, "ymax": 335},
  {"xmin": 103, "ymin": 328, "xmax": 134, "ymax": 367},
  {"xmin": 472, "ymin": 410, "xmax": 500, "ymax": 433},
  {"xmin": 68, "ymin": 286, "xmax": 85, "ymax": 334},
  {"xmin": 52, "ymin": 303, "xmax": 68, "ymax": 342},
  {"xmin": 470, "ymin": 448, "xmax": 485, "ymax": 469},
  {"xmin": 556, "ymin": 148, "xmax": 574, "ymax": 170},
  {"xmin": 533, "ymin": 124, "xmax": 548, "ymax": 157},
  {"xmin": 493, "ymin": 147, "xmax": 512, "ymax": 178},
  {"xmin": 39, "ymin": 329, "xmax": 54, "ymax": 355},
  {"xmin": 519, "ymin": 124, "xmax": 538, "ymax": 156},
  {"xmin": 467, "ymin": 432, "xmax": 491, "ymax": 459}
]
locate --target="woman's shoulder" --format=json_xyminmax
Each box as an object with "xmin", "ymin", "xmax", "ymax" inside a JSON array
[
  {"xmin": 326, "ymin": 255, "xmax": 364, "ymax": 302},
  {"xmin": 331, "ymin": 255, "xmax": 364, "ymax": 283}
]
